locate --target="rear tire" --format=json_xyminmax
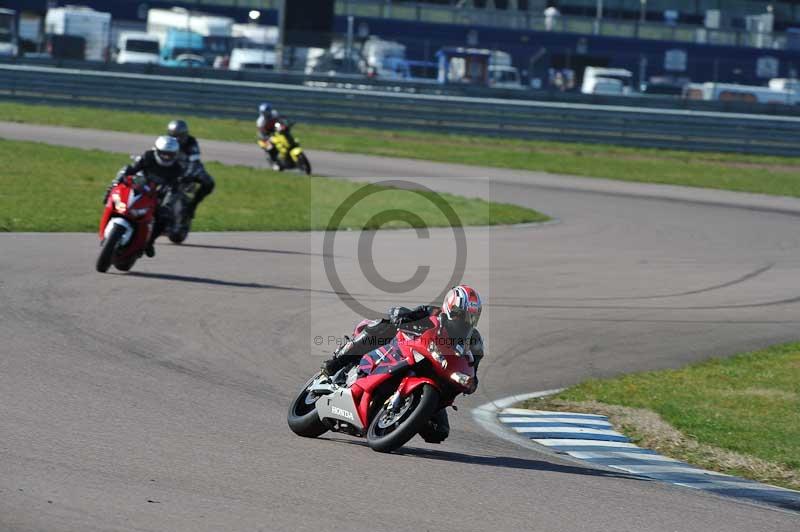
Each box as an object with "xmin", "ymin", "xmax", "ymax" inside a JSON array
[
  {"xmin": 169, "ymin": 227, "xmax": 188, "ymax": 244},
  {"xmin": 298, "ymin": 153, "xmax": 312, "ymax": 175},
  {"xmin": 367, "ymin": 385, "xmax": 439, "ymax": 453},
  {"xmin": 287, "ymin": 374, "xmax": 329, "ymax": 438},
  {"xmin": 96, "ymin": 225, "xmax": 124, "ymax": 273}
]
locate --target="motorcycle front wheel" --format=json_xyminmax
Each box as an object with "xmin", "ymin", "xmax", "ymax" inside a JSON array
[
  {"xmin": 96, "ymin": 225, "xmax": 125, "ymax": 273},
  {"xmin": 287, "ymin": 374, "xmax": 329, "ymax": 438},
  {"xmin": 367, "ymin": 384, "xmax": 439, "ymax": 453}
]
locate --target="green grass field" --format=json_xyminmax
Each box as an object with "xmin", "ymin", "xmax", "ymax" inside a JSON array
[
  {"xmin": 524, "ymin": 343, "xmax": 800, "ymax": 489},
  {"xmin": 3, "ymin": 101, "xmax": 800, "ymax": 197},
  {"xmin": 0, "ymin": 138, "xmax": 544, "ymax": 232}
]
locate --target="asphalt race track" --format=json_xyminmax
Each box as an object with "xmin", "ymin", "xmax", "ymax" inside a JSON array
[{"xmin": 2, "ymin": 123, "xmax": 800, "ymax": 531}]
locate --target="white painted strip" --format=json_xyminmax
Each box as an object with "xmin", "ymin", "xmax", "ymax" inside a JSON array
[
  {"xmin": 533, "ymin": 439, "xmax": 640, "ymax": 448},
  {"xmin": 500, "ymin": 416, "xmax": 612, "ymax": 427},
  {"xmin": 610, "ymin": 464, "xmax": 729, "ymax": 476},
  {"xmin": 568, "ymin": 451, "xmax": 683, "ymax": 463},
  {"xmin": 501, "ymin": 408, "xmax": 607, "ymax": 419},
  {"xmin": 513, "ymin": 426, "xmax": 625, "ymax": 437},
  {"xmin": 674, "ymin": 480, "xmax": 793, "ymax": 492}
]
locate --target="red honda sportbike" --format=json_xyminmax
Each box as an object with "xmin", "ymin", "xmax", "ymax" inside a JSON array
[
  {"xmin": 96, "ymin": 173, "xmax": 158, "ymax": 273},
  {"xmin": 288, "ymin": 316, "xmax": 476, "ymax": 453}
]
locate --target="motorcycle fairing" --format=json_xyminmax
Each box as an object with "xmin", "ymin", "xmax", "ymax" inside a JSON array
[
  {"xmin": 290, "ymin": 146, "xmax": 304, "ymax": 162},
  {"xmin": 104, "ymin": 217, "xmax": 135, "ymax": 246},
  {"xmin": 315, "ymin": 387, "xmax": 364, "ymax": 430}
]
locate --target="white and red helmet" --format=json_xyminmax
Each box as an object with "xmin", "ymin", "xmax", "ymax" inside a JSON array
[{"xmin": 442, "ymin": 285, "xmax": 482, "ymax": 329}]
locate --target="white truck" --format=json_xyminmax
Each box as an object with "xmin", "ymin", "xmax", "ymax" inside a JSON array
[
  {"xmin": 684, "ymin": 82, "xmax": 796, "ymax": 105},
  {"xmin": 581, "ymin": 67, "xmax": 633, "ymax": 95},
  {"xmin": 116, "ymin": 32, "xmax": 160, "ymax": 64},
  {"xmin": 232, "ymin": 23, "xmax": 278, "ymax": 46},
  {"xmin": 229, "ymin": 48, "xmax": 276, "ymax": 70},
  {"xmin": 488, "ymin": 50, "xmax": 523, "ymax": 89},
  {"xmin": 361, "ymin": 37, "xmax": 407, "ymax": 79},
  {"xmin": 45, "ymin": 6, "xmax": 111, "ymax": 61},
  {"xmin": 0, "ymin": 8, "xmax": 17, "ymax": 57},
  {"xmin": 147, "ymin": 7, "xmax": 233, "ymax": 44}
]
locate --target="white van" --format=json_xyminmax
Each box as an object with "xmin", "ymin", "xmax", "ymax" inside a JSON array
[
  {"xmin": 581, "ymin": 67, "xmax": 633, "ymax": 95},
  {"xmin": 116, "ymin": 32, "xmax": 159, "ymax": 64},
  {"xmin": 229, "ymin": 48, "xmax": 275, "ymax": 70}
]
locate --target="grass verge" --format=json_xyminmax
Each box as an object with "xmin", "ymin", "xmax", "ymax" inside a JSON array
[
  {"xmin": 523, "ymin": 343, "xmax": 800, "ymax": 490},
  {"xmin": 0, "ymin": 138, "xmax": 545, "ymax": 232},
  {"xmin": 3, "ymin": 101, "xmax": 800, "ymax": 197}
]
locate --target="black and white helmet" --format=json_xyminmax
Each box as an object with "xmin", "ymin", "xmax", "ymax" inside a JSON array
[
  {"xmin": 167, "ymin": 119, "xmax": 189, "ymax": 144},
  {"xmin": 153, "ymin": 135, "xmax": 179, "ymax": 167}
]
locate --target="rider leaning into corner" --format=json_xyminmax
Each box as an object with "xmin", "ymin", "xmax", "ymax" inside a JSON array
[
  {"xmin": 104, "ymin": 135, "xmax": 184, "ymax": 258},
  {"xmin": 320, "ymin": 284, "xmax": 485, "ymax": 444},
  {"xmin": 166, "ymin": 119, "xmax": 215, "ymax": 218},
  {"xmin": 256, "ymin": 102, "xmax": 285, "ymax": 170}
]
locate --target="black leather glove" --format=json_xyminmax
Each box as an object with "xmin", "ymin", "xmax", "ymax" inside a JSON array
[{"xmin": 388, "ymin": 306, "xmax": 412, "ymax": 326}]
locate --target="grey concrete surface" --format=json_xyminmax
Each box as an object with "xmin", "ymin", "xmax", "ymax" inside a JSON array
[{"xmin": 2, "ymin": 123, "xmax": 800, "ymax": 530}]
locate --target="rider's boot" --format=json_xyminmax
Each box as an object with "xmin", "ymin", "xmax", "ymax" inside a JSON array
[{"xmin": 419, "ymin": 409, "xmax": 450, "ymax": 444}]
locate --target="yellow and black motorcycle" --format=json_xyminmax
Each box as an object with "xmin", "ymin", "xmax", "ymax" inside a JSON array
[{"xmin": 258, "ymin": 120, "xmax": 312, "ymax": 175}]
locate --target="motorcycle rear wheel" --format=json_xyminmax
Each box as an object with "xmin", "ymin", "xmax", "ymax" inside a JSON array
[
  {"xmin": 367, "ymin": 384, "xmax": 439, "ymax": 453},
  {"xmin": 287, "ymin": 374, "xmax": 329, "ymax": 438},
  {"xmin": 96, "ymin": 225, "xmax": 124, "ymax": 273},
  {"xmin": 169, "ymin": 227, "xmax": 189, "ymax": 244},
  {"xmin": 297, "ymin": 153, "xmax": 312, "ymax": 175}
]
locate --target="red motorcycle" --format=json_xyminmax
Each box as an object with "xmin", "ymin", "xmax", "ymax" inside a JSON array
[
  {"xmin": 96, "ymin": 173, "xmax": 158, "ymax": 273},
  {"xmin": 288, "ymin": 315, "xmax": 477, "ymax": 453}
]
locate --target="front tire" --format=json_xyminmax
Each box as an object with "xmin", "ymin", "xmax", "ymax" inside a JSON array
[
  {"xmin": 367, "ymin": 384, "xmax": 440, "ymax": 453},
  {"xmin": 96, "ymin": 225, "xmax": 124, "ymax": 273},
  {"xmin": 287, "ymin": 374, "xmax": 328, "ymax": 438},
  {"xmin": 115, "ymin": 258, "xmax": 136, "ymax": 272}
]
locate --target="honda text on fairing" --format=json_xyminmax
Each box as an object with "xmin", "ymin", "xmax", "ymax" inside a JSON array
[
  {"xmin": 288, "ymin": 314, "xmax": 477, "ymax": 453},
  {"xmin": 96, "ymin": 173, "xmax": 158, "ymax": 273}
]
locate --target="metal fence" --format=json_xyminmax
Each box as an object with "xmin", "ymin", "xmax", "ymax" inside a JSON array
[{"xmin": 1, "ymin": 63, "xmax": 800, "ymax": 157}]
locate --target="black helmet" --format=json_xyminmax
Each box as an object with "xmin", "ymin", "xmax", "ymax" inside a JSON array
[{"xmin": 167, "ymin": 119, "xmax": 189, "ymax": 144}]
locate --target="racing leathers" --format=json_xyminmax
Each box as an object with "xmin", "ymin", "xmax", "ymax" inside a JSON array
[
  {"xmin": 176, "ymin": 134, "xmax": 215, "ymax": 216},
  {"xmin": 257, "ymin": 111, "xmax": 281, "ymax": 167}
]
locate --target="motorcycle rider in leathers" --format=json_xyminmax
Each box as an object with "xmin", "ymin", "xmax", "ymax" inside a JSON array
[
  {"xmin": 103, "ymin": 135, "xmax": 184, "ymax": 258},
  {"xmin": 256, "ymin": 102, "xmax": 284, "ymax": 170},
  {"xmin": 320, "ymin": 285, "xmax": 485, "ymax": 444},
  {"xmin": 166, "ymin": 119, "xmax": 215, "ymax": 218}
]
